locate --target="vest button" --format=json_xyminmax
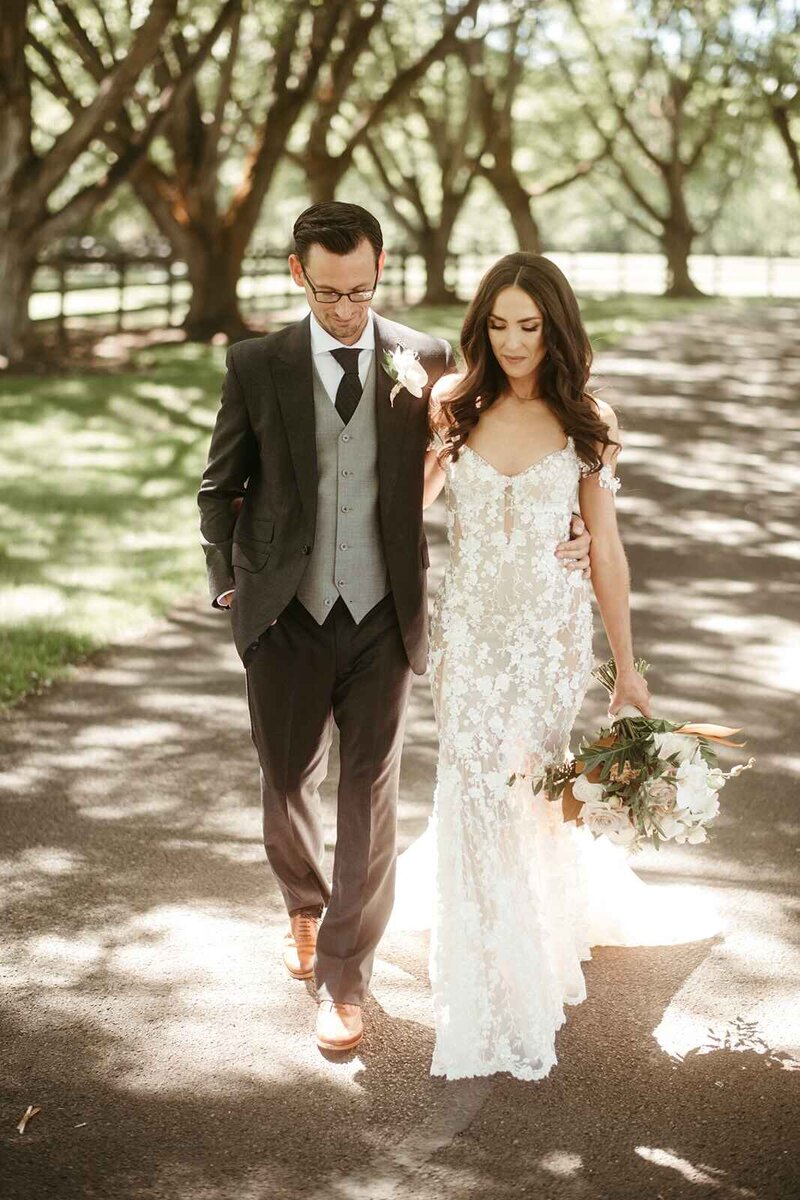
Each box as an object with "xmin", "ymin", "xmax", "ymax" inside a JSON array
[
  {"xmin": 341, "ymin": 434, "xmax": 351, "ymax": 442},
  {"xmin": 339, "ymin": 543, "xmax": 348, "ymax": 550},
  {"xmin": 301, "ymin": 544, "xmax": 311, "ymax": 554}
]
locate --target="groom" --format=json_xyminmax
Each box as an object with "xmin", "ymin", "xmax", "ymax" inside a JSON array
[{"xmin": 198, "ymin": 202, "xmax": 592, "ymax": 1053}]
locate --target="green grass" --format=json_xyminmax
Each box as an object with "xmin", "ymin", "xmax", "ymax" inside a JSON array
[
  {"xmin": 0, "ymin": 294, "xmax": 730, "ymax": 708},
  {"xmin": 0, "ymin": 340, "xmax": 225, "ymax": 707}
]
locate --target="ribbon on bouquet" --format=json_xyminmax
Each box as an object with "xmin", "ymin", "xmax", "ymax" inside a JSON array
[
  {"xmin": 672, "ymin": 723, "xmax": 745, "ymax": 748},
  {"xmin": 612, "ymin": 705, "xmax": 746, "ymax": 748}
]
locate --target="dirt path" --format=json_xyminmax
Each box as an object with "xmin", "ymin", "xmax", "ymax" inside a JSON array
[{"xmin": 2, "ymin": 304, "xmax": 798, "ymax": 1199}]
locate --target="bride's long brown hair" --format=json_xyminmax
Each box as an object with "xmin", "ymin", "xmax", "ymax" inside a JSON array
[{"xmin": 434, "ymin": 253, "xmax": 618, "ymax": 473}]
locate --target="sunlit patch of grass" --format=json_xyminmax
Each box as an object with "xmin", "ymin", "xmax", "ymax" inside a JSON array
[
  {"xmin": 0, "ymin": 625, "xmax": 99, "ymax": 707},
  {"xmin": 0, "ymin": 342, "xmax": 227, "ymax": 708}
]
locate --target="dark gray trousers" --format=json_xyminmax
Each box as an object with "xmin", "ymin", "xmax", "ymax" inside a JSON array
[{"xmin": 244, "ymin": 593, "xmax": 414, "ymax": 1005}]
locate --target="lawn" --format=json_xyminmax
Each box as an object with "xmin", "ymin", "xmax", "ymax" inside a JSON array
[{"xmin": 0, "ymin": 294, "xmax": 730, "ymax": 708}]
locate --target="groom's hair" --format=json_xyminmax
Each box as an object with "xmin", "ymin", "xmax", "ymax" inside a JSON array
[{"xmin": 293, "ymin": 202, "xmax": 383, "ymax": 264}]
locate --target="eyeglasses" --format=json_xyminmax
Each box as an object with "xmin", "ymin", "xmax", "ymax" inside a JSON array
[{"xmin": 302, "ymin": 266, "xmax": 379, "ymax": 304}]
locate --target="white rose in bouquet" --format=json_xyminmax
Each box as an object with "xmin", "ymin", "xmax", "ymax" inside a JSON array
[
  {"xmin": 582, "ymin": 799, "xmax": 637, "ymax": 844},
  {"xmin": 653, "ymin": 732, "xmax": 699, "ymax": 764},
  {"xmin": 645, "ymin": 775, "xmax": 678, "ymax": 807},
  {"xmin": 572, "ymin": 773, "xmax": 605, "ymax": 804}
]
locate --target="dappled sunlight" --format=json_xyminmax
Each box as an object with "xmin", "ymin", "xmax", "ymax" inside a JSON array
[
  {"xmin": 539, "ymin": 1149, "xmax": 583, "ymax": 1178},
  {"xmin": 2, "ymin": 306, "xmax": 798, "ymax": 1197},
  {"xmin": 653, "ymin": 887, "xmax": 800, "ymax": 1066},
  {"xmin": 0, "ymin": 345, "xmax": 223, "ymax": 705},
  {"xmin": 635, "ymin": 1146, "xmax": 758, "ymax": 1195},
  {"xmin": 5, "ymin": 899, "xmax": 373, "ymax": 1098}
]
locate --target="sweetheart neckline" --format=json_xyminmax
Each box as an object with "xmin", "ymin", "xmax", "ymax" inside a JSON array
[{"xmin": 462, "ymin": 437, "xmax": 574, "ymax": 480}]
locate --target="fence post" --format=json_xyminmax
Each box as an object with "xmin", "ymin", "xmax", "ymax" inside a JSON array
[
  {"xmin": 166, "ymin": 258, "xmax": 174, "ymax": 327},
  {"xmin": 57, "ymin": 258, "xmax": 67, "ymax": 351},
  {"xmin": 117, "ymin": 257, "xmax": 126, "ymax": 332}
]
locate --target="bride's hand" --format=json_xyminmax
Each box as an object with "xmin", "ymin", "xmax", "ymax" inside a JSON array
[{"xmin": 609, "ymin": 668, "xmax": 652, "ymax": 718}]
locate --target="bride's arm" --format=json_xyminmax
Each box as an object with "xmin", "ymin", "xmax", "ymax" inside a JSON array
[
  {"xmin": 423, "ymin": 449, "xmax": 445, "ymax": 509},
  {"xmin": 423, "ymin": 373, "xmax": 461, "ymax": 509},
  {"xmin": 578, "ymin": 400, "xmax": 652, "ymax": 717}
]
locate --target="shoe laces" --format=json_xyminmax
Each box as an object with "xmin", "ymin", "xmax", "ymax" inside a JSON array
[{"xmin": 293, "ymin": 913, "xmax": 319, "ymax": 946}]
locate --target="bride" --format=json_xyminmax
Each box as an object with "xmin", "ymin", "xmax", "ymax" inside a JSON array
[{"xmin": 390, "ymin": 252, "xmax": 720, "ymax": 1082}]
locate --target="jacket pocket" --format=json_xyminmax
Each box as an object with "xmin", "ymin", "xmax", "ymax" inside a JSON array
[
  {"xmin": 232, "ymin": 541, "xmax": 271, "ymax": 572},
  {"xmin": 235, "ymin": 516, "xmax": 274, "ymax": 544}
]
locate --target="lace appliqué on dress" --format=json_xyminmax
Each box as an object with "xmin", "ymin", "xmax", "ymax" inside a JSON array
[
  {"xmin": 427, "ymin": 436, "xmax": 596, "ymax": 1081},
  {"xmin": 392, "ymin": 440, "xmax": 722, "ymax": 1080}
]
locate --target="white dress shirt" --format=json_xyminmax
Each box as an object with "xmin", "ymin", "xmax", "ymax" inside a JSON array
[
  {"xmin": 309, "ymin": 308, "xmax": 376, "ymax": 403},
  {"xmin": 217, "ymin": 311, "xmax": 376, "ymax": 607}
]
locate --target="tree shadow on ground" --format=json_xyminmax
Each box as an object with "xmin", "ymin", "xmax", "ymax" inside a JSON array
[{"xmin": 1, "ymin": 305, "xmax": 799, "ymax": 1198}]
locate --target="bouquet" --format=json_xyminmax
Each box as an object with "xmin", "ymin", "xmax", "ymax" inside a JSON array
[{"xmin": 529, "ymin": 660, "xmax": 754, "ymax": 852}]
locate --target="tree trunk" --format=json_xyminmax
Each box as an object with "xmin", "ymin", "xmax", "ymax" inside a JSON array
[
  {"xmin": 181, "ymin": 233, "xmax": 252, "ymax": 341},
  {"xmin": 484, "ymin": 166, "xmax": 541, "ymax": 252},
  {"xmin": 770, "ymin": 101, "xmax": 800, "ymax": 194},
  {"xmin": 662, "ymin": 220, "xmax": 703, "ymax": 298},
  {"xmin": 418, "ymin": 228, "xmax": 458, "ymax": 305},
  {"xmin": 0, "ymin": 228, "xmax": 37, "ymax": 366},
  {"xmin": 306, "ymin": 154, "xmax": 346, "ymax": 206}
]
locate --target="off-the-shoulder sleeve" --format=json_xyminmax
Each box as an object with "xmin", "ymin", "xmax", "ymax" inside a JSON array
[
  {"xmin": 598, "ymin": 462, "xmax": 621, "ymax": 493},
  {"xmin": 578, "ymin": 458, "xmax": 622, "ymax": 492}
]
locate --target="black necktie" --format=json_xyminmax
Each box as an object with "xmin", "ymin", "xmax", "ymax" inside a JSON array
[{"xmin": 330, "ymin": 347, "xmax": 363, "ymax": 425}]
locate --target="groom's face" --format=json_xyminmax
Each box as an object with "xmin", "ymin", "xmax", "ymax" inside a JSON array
[{"xmin": 289, "ymin": 239, "xmax": 385, "ymax": 345}]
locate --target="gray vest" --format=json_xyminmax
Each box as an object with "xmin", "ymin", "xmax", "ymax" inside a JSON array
[{"xmin": 296, "ymin": 353, "xmax": 390, "ymax": 624}]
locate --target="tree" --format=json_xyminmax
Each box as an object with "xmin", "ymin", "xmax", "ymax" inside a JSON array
[
  {"xmin": 747, "ymin": 1, "xmax": 800, "ymax": 194},
  {"xmin": 293, "ymin": 0, "xmax": 482, "ymax": 205},
  {"xmin": 553, "ymin": 0, "xmax": 749, "ymax": 296},
  {"xmin": 463, "ymin": 2, "xmax": 603, "ymax": 252},
  {"xmin": 0, "ymin": 0, "xmax": 233, "ymax": 365},
  {"xmin": 28, "ymin": 0, "xmax": 347, "ymax": 342},
  {"xmin": 360, "ymin": 45, "xmax": 486, "ymax": 304}
]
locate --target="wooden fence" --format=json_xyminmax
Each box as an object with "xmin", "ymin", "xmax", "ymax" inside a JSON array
[{"xmin": 30, "ymin": 247, "xmax": 800, "ymax": 345}]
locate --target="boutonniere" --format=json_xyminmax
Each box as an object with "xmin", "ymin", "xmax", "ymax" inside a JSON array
[{"xmin": 382, "ymin": 344, "xmax": 429, "ymax": 406}]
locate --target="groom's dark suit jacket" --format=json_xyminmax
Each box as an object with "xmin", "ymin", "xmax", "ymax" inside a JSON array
[{"xmin": 198, "ymin": 312, "xmax": 455, "ymax": 674}]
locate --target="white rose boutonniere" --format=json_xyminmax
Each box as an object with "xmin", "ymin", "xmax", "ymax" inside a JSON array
[{"xmin": 382, "ymin": 344, "xmax": 429, "ymax": 406}]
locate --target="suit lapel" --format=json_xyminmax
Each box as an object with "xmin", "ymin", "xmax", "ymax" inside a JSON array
[
  {"xmin": 374, "ymin": 314, "xmax": 414, "ymax": 523},
  {"xmin": 272, "ymin": 315, "xmax": 317, "ymax": 523}
]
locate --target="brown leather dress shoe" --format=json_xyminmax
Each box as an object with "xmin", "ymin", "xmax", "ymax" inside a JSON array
[
  {"xmin": 316, "ymin": 1001, "xmax": 363, "ymax": 1052},
  {"xmin": 282, "ymin": 911, "xmax": 320, "ymax": 980}
]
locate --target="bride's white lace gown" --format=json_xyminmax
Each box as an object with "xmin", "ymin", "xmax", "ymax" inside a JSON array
[{"xmin": 390, "ymin": 436, "xmax": 721, "ymax": 1082}]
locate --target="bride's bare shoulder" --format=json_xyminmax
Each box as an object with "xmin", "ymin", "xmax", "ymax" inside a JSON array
[{"xmin": 587, "ymin": 393, "xmax": 618, "ymax": 430}]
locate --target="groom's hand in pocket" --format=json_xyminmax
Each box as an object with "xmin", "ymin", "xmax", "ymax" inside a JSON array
[{"xmin": 555, "ymin": 515, "xmax": 592, "ymax": 579}]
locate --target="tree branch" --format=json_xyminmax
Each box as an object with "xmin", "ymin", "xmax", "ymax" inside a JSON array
[
  {"xmin": 37, "ymin": 0, "xmax": 241, "ymax": 244},
  {"xmin": 29, "ymin": 0, "xmax": 179, "ymax": 210}
]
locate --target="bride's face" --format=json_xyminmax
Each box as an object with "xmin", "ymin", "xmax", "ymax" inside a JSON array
[{"xmin": 487, "ymin": 286, "xmax": 545, "ymax": 385}]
